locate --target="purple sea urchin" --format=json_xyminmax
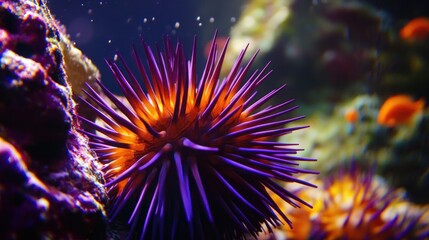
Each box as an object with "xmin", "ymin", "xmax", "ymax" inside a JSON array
[
  {"xmin": 270, "ymin": 165, "xmax": 429, "ymax": 240},
  {"xmin": 79, "ymin": 34, "xmax": 316, "ymax": 239}
]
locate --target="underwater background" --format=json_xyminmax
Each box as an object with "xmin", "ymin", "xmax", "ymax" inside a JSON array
[
  {"xmin": 1, "ymin": 0, "xmax": 428, "ymax": 239},
  {"xmin": 49, "ymin": 0, "xmax": 243, "ymax": 92}
]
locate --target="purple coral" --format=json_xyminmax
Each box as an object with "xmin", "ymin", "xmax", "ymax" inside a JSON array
[{"xmin": 0, "ymin": 1, "xmax": 106, "ymax": 238}]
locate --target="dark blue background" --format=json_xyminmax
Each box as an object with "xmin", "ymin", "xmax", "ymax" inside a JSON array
[{"xmin": 48, "ymin": 0, "xmax": 244, "ymax": 90}]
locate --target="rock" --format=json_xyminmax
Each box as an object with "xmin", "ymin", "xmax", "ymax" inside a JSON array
[{"xmin": 0, "ymin": 0, "xmax": 107, "ymax": 238}]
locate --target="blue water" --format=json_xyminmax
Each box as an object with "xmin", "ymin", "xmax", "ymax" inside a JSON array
[{"xmin": 49, "ymin": 0, "xmax": 243, "ymax": 91}]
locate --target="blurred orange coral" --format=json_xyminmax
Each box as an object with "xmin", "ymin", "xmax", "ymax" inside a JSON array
[
  {"xmin": 400, "ymin": 17, "xmax": 429, "ymax": 41},
  {"xmin": 377, "ymin": 95, "xmax": 424, "ymax": 127},
  {"xmin": 344, "ymin": 108, "xmax": 359, "ymax": 123}
]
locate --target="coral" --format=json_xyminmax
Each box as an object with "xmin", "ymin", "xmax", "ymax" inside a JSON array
[
  {"xmin": 28, "ymin": 0, "xmax": 102, "ymax": 120},
  {"xmin": 0, "ymin": 0, "xmax": 106, "ymax": 238},
  {"xmin": 400, "ymin": 17, "xmax": 429, "ymax": 41},
  {"xmin": 377, "ymin": 94, "xmax": 424, "ymax": 127},
  {"xmin": 279, "ymin": 94, "xmax": 429, "ymax": 202},
  {"xmin": 59, "ymin": 34, "xmax": 101, "ymax": 100},
  {"xmin": 280, "ymin": 95, "xmax": 381, "ymax": 172},
  {"xmin": 228, "ymin": 0, "xmax": 293, "ymax": 59},
  {"xmin": 225, "ymin": 0, "xmax": 383, "ymax": 97}
]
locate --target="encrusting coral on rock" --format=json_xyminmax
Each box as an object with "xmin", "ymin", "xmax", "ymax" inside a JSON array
[{"xmin": 0, "ymin": 0, "xmax": 106, "ymax": 238}]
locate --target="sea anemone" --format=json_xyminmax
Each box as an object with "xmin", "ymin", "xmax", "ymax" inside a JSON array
[{"xmin": 78, "ymin": 34, "xmax": 316, "ymax": 239}]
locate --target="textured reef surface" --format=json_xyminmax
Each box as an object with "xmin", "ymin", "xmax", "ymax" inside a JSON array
[{"xmin": 0, "ymin": 0, "xmax": 106, "ymax": 238}]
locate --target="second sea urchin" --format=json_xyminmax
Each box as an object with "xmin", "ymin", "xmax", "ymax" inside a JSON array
[
  {"xmin": 271, "ymin": 165, "xmax": 429, "ymax": 240},
  {"xmin": 79, "ymin": 34, "xmax": 316, "ymax": 239}
]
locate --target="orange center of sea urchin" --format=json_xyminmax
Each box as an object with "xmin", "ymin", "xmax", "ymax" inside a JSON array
[
  {"xmin": 112, "ymin": 98, "xmax": 248, "ymax": 194},
  {"xmin": 111, "ymin": 82, "xmax": 249, "ymax": 155},
  {"xmin": 96, "ymin": 44, "xmax": 261, "ymax": 195}
]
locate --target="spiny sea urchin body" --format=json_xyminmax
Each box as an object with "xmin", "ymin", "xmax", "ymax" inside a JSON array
[
  {"xmin": 321, "ymin": 169, "xmax": 399, "ymax": 239},
  {"xmin": 79, "ymin": 35, "xmax": 316, "ymax": 239},
  {"xmin": 320, "ymin": 168, "xmax": 429, "ymax": 239},
  {"xmin": 273, "ymin": 165, "xmax": 429, "ymax": 240}
]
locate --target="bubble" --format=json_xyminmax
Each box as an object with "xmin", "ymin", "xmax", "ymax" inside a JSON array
[
  {"xmin": 69, "ymin": 17, "xmax": 94, "ymax": 45},
  {"xmin": 198, "ymin": 22, "xmax": 202, "ymax": 27},
  {"xmin": 230, "ymin": 17, "xmax": 236, "ymax": 23},
  {"xmin": 108, "ymin": 39, "xmax": 112, "ymax": 44},
  {"xmin": 143, "ymin": 18, "xmax": 148, "ymax": 23},
  {"xmin": 175, "ymin": 22, "xmax": 180, "ymax": 29},
  {"xmin": 196, "ymin": 16, "xmax": 201, "ymax": 21},
  {"xmin": 113, "ymin": 54, "xmax": 118, "ymax": 61},
  {"xmin": 88, "ymin": 9, "xmax": 93, "ymax": 15},
  {"xmin": 209, "ymin": 17, "xmax": 215, "ymax": 23},
  {"xmin": 152, "ymin": 17, "xmax": 156, "ymax": 21}
]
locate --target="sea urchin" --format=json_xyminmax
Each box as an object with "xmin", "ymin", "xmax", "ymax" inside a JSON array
[{"xmin": 78, "ymin": 34, "xmax": 316, "ymax": 239}]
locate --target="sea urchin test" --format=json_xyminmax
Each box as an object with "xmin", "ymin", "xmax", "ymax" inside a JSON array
[{"xmin": 78, "ymin": 34, "xmax": 317, "ymax": 239}]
